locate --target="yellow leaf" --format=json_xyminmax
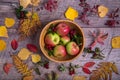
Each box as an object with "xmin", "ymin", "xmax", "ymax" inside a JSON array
[
  {"xmin": 5, "ymin": 18, "xmax": 15, "ymax": 28},
  {"xmin": 18, "ymin": 48, "xmax": 32, "ymax": 60},
  {"xmin": 0, "ymin": 39, "xmax": 6, "ymax": 51},
  {"xmin": 112, "ymin": 36, "xmax": 120, "ymax": 48},
  {"xmin": 0, "ymin": 26, "xmax": 8, "ymax": 37},
  {"xmin": 73, "ymin": 75, "xmax": 86, "ymax": 80},
  {"xmin": 65, "ymin": 7, "xmax": 78, "ymax": 20},
  {"xmin": 20, "ymin": 0, "xmax": 31, "ymax": 8},
  {"xmin": 98, "ymin": 5, "xmax": 108, "ymax": 18},
  {"xmin": 31, "ymin": 0, "xmax": 40, "ymax": 6},
  {"xmin": 31, "ymin": 54, "xmax": 41, "ymax": 63},
  {"xmin": 111, "ymin": 63, "xmax": 119, "ymax": 74}
]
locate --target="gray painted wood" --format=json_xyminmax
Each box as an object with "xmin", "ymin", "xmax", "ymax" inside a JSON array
[{"xmin": 0, "ymin": 0, "xmax": 120, "ymax": 80}]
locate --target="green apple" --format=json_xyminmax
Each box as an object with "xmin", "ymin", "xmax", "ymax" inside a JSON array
[
  {"xmin": 45, "ymin": 33, "xmax": 60, "ymax": 47},
  {"xmin": 66, "ymin": 41, "xmax": 80, "ymax": 55},
  {"xmin": 60, "ymin": 36, "xmax": 70, "ymax": 45}
]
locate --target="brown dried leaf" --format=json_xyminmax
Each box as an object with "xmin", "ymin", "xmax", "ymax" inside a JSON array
[
  {"xmin": 90, "ymin": 62, "xmax": 119, "ymax": 80},
  {"xmin": 11, "ymin": 54, "xmax": 33, "ymax": 76},
  {"xmin": 18, "ymin": 12, "xmax": 41, "ymax": 41}
]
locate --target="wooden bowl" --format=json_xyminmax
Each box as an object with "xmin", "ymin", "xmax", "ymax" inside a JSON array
[{"xmin": 39, "ymin": 20, "xmax": 85, "ymax": 63}]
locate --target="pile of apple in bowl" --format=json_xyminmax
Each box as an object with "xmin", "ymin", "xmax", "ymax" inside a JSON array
[{"xmin": 40, "ymin": 20, "xmax": 85, "ymax": 63}]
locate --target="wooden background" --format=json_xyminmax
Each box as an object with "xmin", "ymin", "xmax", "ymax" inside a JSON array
[{"xmin": 0, "ymin": 0, "xmax": 120, "ymax": 80}]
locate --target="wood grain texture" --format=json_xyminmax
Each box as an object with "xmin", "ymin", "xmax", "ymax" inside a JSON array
[{"xmin": 0, "ymin": 0, "xmax": 120, "ymax": 80}]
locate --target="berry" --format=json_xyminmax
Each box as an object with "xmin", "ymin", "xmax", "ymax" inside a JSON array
[{"xmin": 44, "ymin": 63, "xmax": 49, "ymax": 69}]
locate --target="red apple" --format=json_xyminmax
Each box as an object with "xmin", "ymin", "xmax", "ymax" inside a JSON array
[
  {"xmin": 61, "ymin": 36, "xmax": 70, "ymax": 45},
  {"xmin": 56, "ymin": 23, "xmax": 70, "ymax": 36},
  {"xmin": 53, "ymin": 45, "xmax": 67, "ymax": 58},
  {"xmin": 66, "ymin": 41, "xmax": 80, "ymax": 55},
  {"xmin": 45, "ymin": 33, "xmax": 60, "ymax": 47}
]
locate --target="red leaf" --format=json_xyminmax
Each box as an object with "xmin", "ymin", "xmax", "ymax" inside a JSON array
[
  {"xmin": 82, "ymin": 67, "xmax": 91, "ymax": 74},
  {"xmin": 84, "ymin": 62, "xmax": 95, "ymax": 68},
  {"xmin": 27, "ymin": 44, "xmax": 38, "ymax": 53},
  {"xmin": 3, "ymin": 63, "xmax": 12, "ymax": 74},
  {"xmin": 11, "ymin": 39, "xmax": 18, "ymax": 50}
]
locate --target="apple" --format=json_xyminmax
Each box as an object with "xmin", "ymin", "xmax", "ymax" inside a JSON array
[
  {"xmin": 45, "ymin": 33, "xmax": 60, "ymax": 47},
  {"xmin": 53, "ymin": 45, "xmax": 67, "ymax": 58},
  {"xmin": 60, "ymin": 36, "xmax": 70, "ymax": 45},
  {"xmin": 66, "ymin": 41, "xmax": 80, "ymax": 55},
  {"xmin": 56, "ymin": 23, "xmax": 70, "ymax": 36}
]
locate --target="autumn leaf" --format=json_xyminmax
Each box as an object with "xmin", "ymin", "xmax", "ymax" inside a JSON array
[
  {"xmin": 98, "ymin": 5, "xmax": 109, "ymax": 18},
  {"xmin": 18, "ymin": 12, "xmax": 41, "ymax": 41},
  {"xmin": 3, "ymin": 63, "xmax": 12, "ymax": 74},
  {"xmin": 11, "ymin": 39, "xmax": 18, "ymax": 50},
  {"xmin": 5, "ymin": 18, "xmax": 15, "ymax": 28},
  {"xmin": 73, "ymin": 75, "xmax": 86, "ymax": 80},
  {"xmin": 18, "ymin": 48, "xmax": 32, "ymax": 60},
  {"xmin": 82, "ymin": 67, "xmax": 91, "ymax": 74},
  {"xmin": 31, "ymin": 54, "xmax": 41, "ymax": 63},
  {"xmin": 27, "ymin": 44, "xmax": 38, "ymax": 53},
  {"xmin": 31, "ymin": 0, "xmax": 40, "ymax": 6},
  {"xmin": 90, "ymin": 62, "xmax": 119, "ymax": 80},
  {"xmin": 11, "ymin": 54, "xmax": 33, "ymax": 76},
  {"xmin": 19, "ymin": 0, "xmax": 31, "ymax": 8},
  {"xmin": 112, "ymin": 36, "xmax": 120, "ymax": 48},
  {"xmin": 0, "ymin": 39, "xmax": 6, "ymax": 51},
  {"xmin": 0, "ymin": 26, "xmax": 8, "ymax": 38},
  {"xmin": 89, "ymin": 29, "xmax": 108, "ymax": 49},
  {"xmin": 20, "ymin": 0, "xmax": 40, "ymax": 8},
  {"xmin": 23, "ymin": 75, "xmax": 34, "ymax": 80},
  {"xmin": 65, "ymin": 7, "xmax": 78, "ymax": 20},
  {"xmin": 84, "ymin": 62, "xmax": 95, "ymax": 68}
]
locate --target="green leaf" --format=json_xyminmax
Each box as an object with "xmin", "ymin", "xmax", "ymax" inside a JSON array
[
  {"xmin": 34, "ymin": 68, "xmax": 41, "ymax": 75},
  {"xmin": 48, "ymin": 50, "xmax": 54, "ymax": 56},
  {"xmin": 19, "ymin": 6, "xmax": 23, "ymax": 10},
  {"xmin": 58, "ymin": 64, "xmax": 66, "ymax": 72}
]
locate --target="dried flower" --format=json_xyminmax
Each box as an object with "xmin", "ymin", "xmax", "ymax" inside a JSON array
[
  {"xmin": 44, "ymin": 0, "xmax": 58, "ymax": 12},
  {"xmin": 78, "ymin": 0, "xmax": 99, "ymax": 25},
  {"xmin": 105, "ymin": 8, "xmax": 119, "ymax": 27}
]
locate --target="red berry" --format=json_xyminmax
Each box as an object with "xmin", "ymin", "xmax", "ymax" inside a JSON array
[{"xmin": 44, "ymin": 63, "xmax": 49, "ymax": 69}]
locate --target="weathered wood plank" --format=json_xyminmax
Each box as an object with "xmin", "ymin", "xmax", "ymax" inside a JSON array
[{"xmin": 0, "ymin": 0, "xmax": 120, "ymax": 80}]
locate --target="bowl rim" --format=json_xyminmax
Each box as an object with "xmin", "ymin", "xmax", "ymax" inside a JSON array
[{"xmin": 39, "ymin": 20, "xmax": 85, "ymax": 63}]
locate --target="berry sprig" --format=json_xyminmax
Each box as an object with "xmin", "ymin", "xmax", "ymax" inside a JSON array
[
  {"xmin": 57, "ymin": 63, "xmax": 80, "ymax": 76},
  {"xmin": 84, "ymin": 47, "xmax": 105, "ymax": 60},
  {"xmin": 36, "ymin": 60, "xmax": 49, "ymax": 69},
  {"xmin": 15, "ymin": 6, "xmax": 28, "ymax": 19}
]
